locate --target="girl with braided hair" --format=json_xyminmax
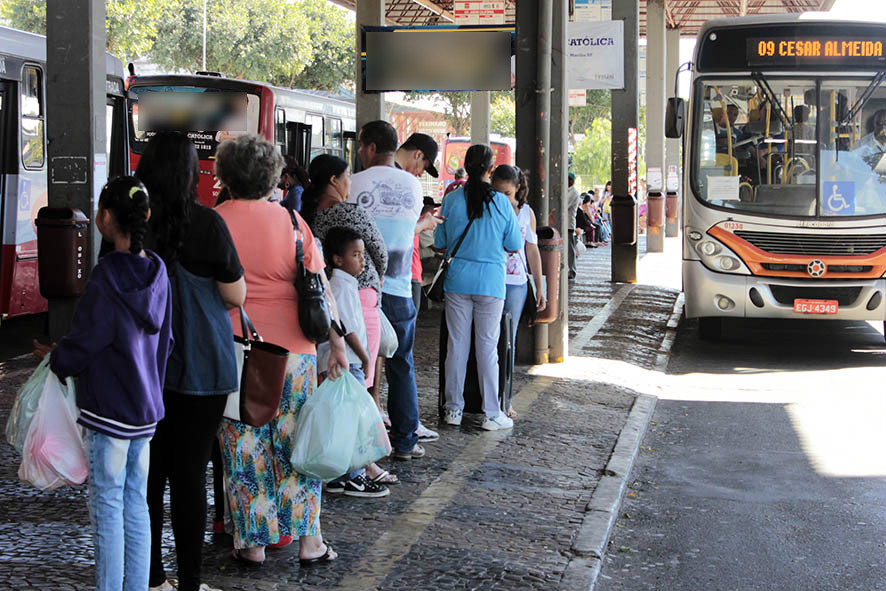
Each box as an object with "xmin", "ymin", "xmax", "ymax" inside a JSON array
[{"xmin": 48, "ymin": 176, "xmax": 174, "ymax": 591}]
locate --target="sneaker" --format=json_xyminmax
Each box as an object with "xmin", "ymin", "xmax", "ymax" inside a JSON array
[
  {"xmin": 415, "ymin": 422, "xmax": 439, "ymax": 442},
  {"xmin": 150, "ymin": 583, "xmax": 176, "ymax": 591},
  {"xmin": 326, "ymin": 480, "xmax": 346, "ymax": 494},
  {"xmin": 199, "ymin": 585, "xmax": 223, "ymax": 591},
  {"xmin": 342, "ymin": 475, "xmax": 390, "ymax": 498},
  {"xmin": 481, "ymin": 413, "xmax": 514, "ymax": 431},
  {"xmin": 442, "ymin": 409, "xmax": 463, "ymax": 426},
  {"xmin": 392, "ymin": 443, "xmax": 426, "ymax": 460}
]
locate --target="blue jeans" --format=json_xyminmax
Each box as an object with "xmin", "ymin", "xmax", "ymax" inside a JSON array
[
  {"xmin": 504, "ymin": 282, "xmax": 528, "ymax": 369},
  {"xmin": 86, "ymin": 429, "xmax": 151, "ymax": 591},
  {"xmin": 381, "ymin": 293, "xmax": 420, "ymax": 454}
]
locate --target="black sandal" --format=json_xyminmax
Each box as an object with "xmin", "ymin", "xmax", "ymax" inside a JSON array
[
  {"xmin": 231, "ymin": 548, "xmax": 264, "ymax": 567},
  {"xmin": 299, "ymin": 542, "xmax": 336, "ymax": 567}
]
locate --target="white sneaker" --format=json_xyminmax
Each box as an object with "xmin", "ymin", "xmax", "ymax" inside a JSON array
[
  {"xmin": 415, "ymin": 422, "xmax": 440, "ymax": 441},
  {"xmin": 481, "ymin": 413, "xmax": 514, "ymax": 431},
  {"xmin": 150, "ymin": 582, "xmax": 175, "ymax": 591},
  {"xmin": 443, "ymin": 409, "xmax": 463, "ymax": 426},
  {"xmin": 199, "ymin": 584, "xmax": 223, "ymax": 591}
]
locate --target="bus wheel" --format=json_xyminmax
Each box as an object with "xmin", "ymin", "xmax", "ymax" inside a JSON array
[{"xmin": 698, "ymin": 317, "xmax": 723, "ymax": 341}]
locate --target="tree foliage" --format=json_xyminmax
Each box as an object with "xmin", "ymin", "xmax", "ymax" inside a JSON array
[
  {"xmin": 569, "ymin": 89, "xmax": 610, "ymax": 144},
  {"xmin": 490, "ymin": 91, "xmax": 515, "ymax": 137},
  {"xmin": 0, "ymin": 0, "xmax": 356, "ymax": 91},
  {"xmin": 572, "ymin": 116, "xmax": 611, "ymax": 188}
]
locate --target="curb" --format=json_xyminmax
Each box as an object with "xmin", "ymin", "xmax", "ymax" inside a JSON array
[{"xmin": 561, "ymin": 292, "xmax": 685, "ymax": 591}]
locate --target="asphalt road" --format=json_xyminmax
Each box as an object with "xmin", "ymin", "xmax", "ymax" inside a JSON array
[{"xmin": 598, "ymin": 316, "xmax": 886, "ymax": 591}]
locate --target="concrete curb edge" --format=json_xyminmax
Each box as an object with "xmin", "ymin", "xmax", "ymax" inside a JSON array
[{"xmin": 560, "ymin": 291, "xmax": 685, "ymax": 591}]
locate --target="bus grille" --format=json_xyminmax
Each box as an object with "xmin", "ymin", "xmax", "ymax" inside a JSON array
[
  {"xmin": 769, "ymin": 285, "xmax": 862, "ymax": 306},
  {"xmin": 734, "ymin": 231, "xmax": 886, "ymax": 256}
]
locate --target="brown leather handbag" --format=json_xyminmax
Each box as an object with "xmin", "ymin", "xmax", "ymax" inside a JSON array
[{"xmin": 235, "ymin": 307, "xmax": 289, "ymax": 427}]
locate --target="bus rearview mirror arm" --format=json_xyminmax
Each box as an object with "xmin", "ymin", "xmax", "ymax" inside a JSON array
[{"xmin": 665, "ymin": 62, "xmax": 693, "ymax": 139}]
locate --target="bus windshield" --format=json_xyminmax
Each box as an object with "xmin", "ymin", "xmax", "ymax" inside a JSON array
[
  {"xmin": 692, "ymin": 77, "xmax": 886, "ymax": 218},
  {"xmin": 129, "ymin": 85, "xmax": 261, "ymax": 159}
]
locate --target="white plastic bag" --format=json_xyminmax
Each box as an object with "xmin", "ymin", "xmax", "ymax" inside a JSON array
[
  {"xmin": 290, "ymin": 372, "xmax": 361, "ymax": 481},
  {"xmin": 576, "ymin": 239, "xmax": 587, "ymax": 256},
  {"xmin": 18, "ymin": 368, "xmax": 86, "ymax": 490},
  {"xmin": 348, "ymin": 387, "xmax": 392, "ymax": 473},
  {"xmin": 378, "ymin": 311, "xmax": 399, "ymax": 358},
  {"xmin": 6, "ymin": 357, "xmax": 51, "ymax": 453}
]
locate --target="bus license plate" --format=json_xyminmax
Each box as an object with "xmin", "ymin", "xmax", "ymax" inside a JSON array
[{"xmin": 793, "ymin": 299, "xmax": 838, "ymax": 315}]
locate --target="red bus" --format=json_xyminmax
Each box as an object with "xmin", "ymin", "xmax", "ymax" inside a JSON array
[
  {"xmin": 127, "ymin": 73, "xmax": 357, "ymax": 206},
  {"xmin": 0, "ymin": 26, "xmax": 128, "ymax": 321},
  {"xmin": 439, "ymin": 135, "xmax": 514, "ymax": 195}
]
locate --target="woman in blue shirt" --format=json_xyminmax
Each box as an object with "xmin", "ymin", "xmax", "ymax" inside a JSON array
[{"xmin": 434, "ymin": 144, "xmax": 522, "ymax": 431}]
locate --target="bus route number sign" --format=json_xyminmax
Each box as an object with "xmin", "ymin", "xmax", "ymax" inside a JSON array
[{"xmin": 747, "ymin": 37, "xmax": 885, "ymax": 68}]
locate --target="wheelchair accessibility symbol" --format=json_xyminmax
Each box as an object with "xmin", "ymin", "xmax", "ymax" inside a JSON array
[{"xmin": 823, "ymin": 182, "xmax": 855, "ymax": 216}]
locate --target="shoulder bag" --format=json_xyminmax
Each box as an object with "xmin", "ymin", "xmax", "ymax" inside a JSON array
[
  {"xmin": 521, "ymin": 253, "xmax": 539, "ymax": 326},
  {"xmin": 424, "ymin": 217, "xmax": 474, "ymax": 303},
  {"xmin": 288, "ymin": 209, "xmax": 332, "ymax": 343},
  {"xmin": 225, "ymin": 307, "xmax": 289, "ymax": 428}
]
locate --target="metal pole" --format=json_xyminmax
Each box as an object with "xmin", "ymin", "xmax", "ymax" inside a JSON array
[
  {"xmin": 46, "ymin": 0, "xmax": 107, "ymax": 340},
  {"xmin": 645, "ymin": 0, "xmax": 666, "ymax": 253},
  {"xmin": 665, "ymin": 26, "xmax": 682, "ymax": 238},
  {"xmin": 548, "ymin": 0, "xmax": 569, "ymax": 363},
  {"xmin": 611, "ymin": 0, "xmax": 640, "ymax": 283},
  {"xmin": 533, "ymin": 0, "xmax": 554, "ymax": 364},
  {"xmin": 202, "ymin": 0, "xmax": 207, "ymax": 70},
  {"xmin": 470, "ymin": 91, "xmax": 490, "ymax": 145},
  {"xmin": 356, "ymin": 0, "xmax": 386, "ymax": 134}
]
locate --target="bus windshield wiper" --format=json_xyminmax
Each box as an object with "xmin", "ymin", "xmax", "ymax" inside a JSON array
[
  {"xmin": 840, "ymin": 71, "xmax": 885, "ymax": 127},
  {"xmin": 752, "ymin": 71, "xmax": 792, "ymax": 132}
]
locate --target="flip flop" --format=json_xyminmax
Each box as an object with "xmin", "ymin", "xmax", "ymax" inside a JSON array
[
  {"xmin": 231, "ymin": 548, "xmax": 264, "ymax": 567},
  {"xmin": 368, "ymin": 469, "xmax": 399, "ymax": 485},
  {"xmin": 299, "ymin": 542, "xmax": 336, "ymax": 567}
]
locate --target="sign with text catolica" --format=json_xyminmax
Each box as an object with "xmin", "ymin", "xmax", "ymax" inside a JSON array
[{"xmin": 567, "ymin": 20, "xmax": 624, "ymax": 90}]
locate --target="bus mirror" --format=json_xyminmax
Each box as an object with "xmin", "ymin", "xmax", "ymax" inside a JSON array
[{"xmin": 666, "ymin": 98, "xmax": 685, "ymax": 138}]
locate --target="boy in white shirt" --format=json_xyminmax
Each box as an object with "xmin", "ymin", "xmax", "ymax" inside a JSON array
[{"xmin": 317, "ymin": 227, "xmax": 390, "ymax": 498}]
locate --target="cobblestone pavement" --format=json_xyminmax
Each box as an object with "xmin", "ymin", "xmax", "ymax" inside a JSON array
[{"xmin": 0, "ymin": 239, "xmax": 681, "ymax": 591}]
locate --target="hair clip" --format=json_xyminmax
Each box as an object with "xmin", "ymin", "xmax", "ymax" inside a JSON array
[{"xmin": 128, "ymin": 186, "xmax": 141, "ymax": 199}]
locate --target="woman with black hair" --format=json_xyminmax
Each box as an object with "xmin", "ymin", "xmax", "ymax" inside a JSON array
[
  {"xmin": 138, "ymin": 132, "xmax": 247, "ymax": 591},
  {"xmin": 434, "ymin": 145, "xmax": 522, "ymax": 431}
]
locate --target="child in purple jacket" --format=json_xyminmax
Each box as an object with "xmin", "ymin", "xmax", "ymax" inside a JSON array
[{"xmin": 49, "ymin": 177, "xmax": 173, "ymax": 591}]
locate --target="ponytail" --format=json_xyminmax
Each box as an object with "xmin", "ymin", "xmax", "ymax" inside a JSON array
[
  {"xmin": 99, "ymin": 176, "xmax": 150, "ymax": 254},
  {"xmin": 463, "ymin": 144, "xmax": 496, "ymax": 220}
]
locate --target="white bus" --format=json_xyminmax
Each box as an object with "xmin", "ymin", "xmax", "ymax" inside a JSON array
[{"xmin": 667, "ymin": 14, "xmax": 886, "ymax": 340}]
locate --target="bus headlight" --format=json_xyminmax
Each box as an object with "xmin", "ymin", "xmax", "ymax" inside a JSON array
[
  {"xmin": 698, "ymin": 241, "xmax": 721, "ymax": 256},
  {"xmin": 719, "ymin": 256, "xmax": 739, "ymax": 271}
]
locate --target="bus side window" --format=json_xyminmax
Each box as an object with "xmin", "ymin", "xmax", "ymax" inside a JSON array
[
  {"xmin": 328, "ymin": 117, "xmax": 343, "ymax": 157},
  {"xmin": 306, "ymin": 113, "xmax": 324, "ymax": 157},
  {"xmin": 275, "ymin": 108, "xmax": 286, "ymax": 154},
  {"xmin": 21, "ymin": 65, "xmax": 44, "ymax": 169}
]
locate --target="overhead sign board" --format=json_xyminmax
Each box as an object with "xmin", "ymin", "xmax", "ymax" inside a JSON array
[
  {"xmin": 573, "ymin": 0, "xmax": 612, "ymax": 22},
  {"xmin": 567, "ymin": 20, "xmax": 624, "ymax": 90},
  {"xmin": 454, "ymin": 1, "xmax": 505, "ymax": 25}
]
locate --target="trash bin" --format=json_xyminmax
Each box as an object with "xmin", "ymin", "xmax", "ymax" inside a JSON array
[
  {"xmin": 535, "ymin": 226, "xmax": 561, "ymax": 325},
  {"xmin": 666, "ymin": 190, "xmax": 679, "ymax": 224},
  {"xmin": 36, "ymin": 207, "xmax": 90, "ymax": 298},
  {"xmin": 647, "ymin": 191, "xmax": 664, "ymax": 228},
  {"xmin": 611, "ymin": 194, "xmax": 638, "ymax": 246}
]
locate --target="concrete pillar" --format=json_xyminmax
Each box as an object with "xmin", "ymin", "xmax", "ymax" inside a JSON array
[
  {"xmin": 356, "ymin": 0, "xmax": 385, "ymax": 136},
  {"xmin": 470, "ymin": 91, "xmax": 490, "ymax": 145},
  {"xmin": 611, "ymin": 0, "xmax": 640, "ymax": 283},
  {"xmin": 45, "ymin": 0, "xmax": 107, "ymax": 340},
  {"xmin": 645, "ymin": 0, "xmax": 666, "ymax": 253},
  {"xmin": 548, "ymin": 0, "xmax": 569, "ymax": 363},
  {"xmin": 665, "ymin": 26, "xmax": 682, "ymax": 238},
  {"xmin": 514, "ymin": 0, "xmax": 546, "ymax": 364}
]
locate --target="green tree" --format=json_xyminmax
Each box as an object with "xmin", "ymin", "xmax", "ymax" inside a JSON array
[
  {"xmin": 0, "ymin": 0, "xmax": 164, "ymax": 63},
  {"xmin": 490, "ymin": 91, "xmax": 515, "ymax": 137},
  {"xmin": 572, "ymin": 116, "xmax": 611, "ymax": 188},
  {"xmin": 569, "ymin": 89, "xmax": 610, "ymax": 144},
  {"xmin": 287, "ymin": 0, "xmax": 354, "ymax": 90}
]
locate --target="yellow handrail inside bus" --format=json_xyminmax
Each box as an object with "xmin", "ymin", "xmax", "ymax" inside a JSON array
[{"xmin": 714, "ymin": 86, "xmax": 735, "ymax": 174}]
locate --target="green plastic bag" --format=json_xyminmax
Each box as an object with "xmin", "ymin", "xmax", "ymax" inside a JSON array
[
  {"xmin": 6, "ymin": 358, "xmax": 52, "ymax": 454},
  {"xmin": 291, "ymin": 372, "xmax": 361, "ymax": 482}
]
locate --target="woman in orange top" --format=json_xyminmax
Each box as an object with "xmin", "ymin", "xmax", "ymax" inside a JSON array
[{"xmin": 214, "ymin": 135, "xmax": 347, "ymax": 567}]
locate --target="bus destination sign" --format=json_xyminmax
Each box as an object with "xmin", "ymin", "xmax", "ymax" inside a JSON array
[{"xmin": 747, "ymin": 36, "xmax": 885, "ymax": 68}]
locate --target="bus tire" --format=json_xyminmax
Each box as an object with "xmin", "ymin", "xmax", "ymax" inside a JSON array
[{"xmin": 698, "ymin": 317, "xmax": 723, "ymax": 341}]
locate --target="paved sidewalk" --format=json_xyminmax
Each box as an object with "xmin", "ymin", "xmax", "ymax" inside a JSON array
[{"xmin": 0, "ymin": 238, "xmax": 682, "ymax": 591}]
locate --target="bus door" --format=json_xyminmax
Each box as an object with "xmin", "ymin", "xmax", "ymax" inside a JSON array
[
  {"xmin": 106, "ymin": 93, "xmax": 128, "ymax": 177},
  {"xmin": 344, "ymin": 130, "xmax": 357, "ymax": 172},
  {"xmin": 0, "ymin": 83, "xmax": 8, "ymax": 315},
  {"xmin": 286, "ymin": 121, "xmax": 312, "ymax": 167}
]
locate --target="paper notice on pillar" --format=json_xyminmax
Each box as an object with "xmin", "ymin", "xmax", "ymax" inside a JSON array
[
  {"xmin": 569, "ymin": 90, "xmax": 587, "ymax": 106},
  {"xmin": 567, "ymin": 21, "xmax": 624, "ymax": 90},
  {"xmin": 647, "ymin": 167, "xmax": 662, "ymax": 192}
]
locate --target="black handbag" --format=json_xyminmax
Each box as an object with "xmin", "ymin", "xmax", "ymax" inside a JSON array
[
  {"xmin": 288, "ymin": 209, "xmax": 332, "ymax": 343},
  {"xmin": 424, "ymin": 217, "xmax": 474, "ymax": 303}
]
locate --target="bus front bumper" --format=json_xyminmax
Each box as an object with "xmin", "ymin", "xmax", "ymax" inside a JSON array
[{"xmin": 683, "ymin": 260, "xmax": 886, "ymax": 321}]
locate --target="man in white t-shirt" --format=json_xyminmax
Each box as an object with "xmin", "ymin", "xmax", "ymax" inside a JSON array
[{"xmin": 349, "ymin": 121, "xmax": 439, "ymax": 461}]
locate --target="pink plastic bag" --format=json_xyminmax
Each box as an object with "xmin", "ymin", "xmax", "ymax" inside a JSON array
[{"xmin": 18, "ymin": 371, "xmax": 86, "ymax": 490}]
